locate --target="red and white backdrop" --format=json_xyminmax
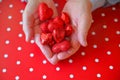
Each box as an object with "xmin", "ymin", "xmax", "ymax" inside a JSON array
[{"xmin": 0, "ymin": 0, "xmax": 120, "ymax": 80}]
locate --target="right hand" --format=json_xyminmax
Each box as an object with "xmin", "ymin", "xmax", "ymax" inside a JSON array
[{"xmin": 22, "ymin": 0, "xmax": 59, "ymax": 64}]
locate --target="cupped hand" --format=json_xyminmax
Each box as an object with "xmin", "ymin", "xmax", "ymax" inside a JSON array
[
  {"xmin": 56, "ymin": 0, "xmax": 93, "ymax": 60},
  {"xmin": 22, "ymin": 0, "xmax": 59, "ymax": 64}
]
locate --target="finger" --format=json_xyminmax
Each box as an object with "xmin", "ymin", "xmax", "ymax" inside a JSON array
[
  {"xmin": 34, "ymin": 33, "xmax": 59, "ymax": 64},
  {"xmin": 57, "ymin": 29, "xmax": 80, "ymax": 60},
  {"xmin": 34, "ymin": 25, "xmax": 59, "ymax": 64},
  {"xmin": 34, "ymin": 25, "xmax": 52, "ymax": 58},
  {"xmin": 77, "ymin": 13, "xmax": 92, "ymax": 47},
  {"xmin": 22, "ymin": 3, "xmax": 35, "ymax": 42},
  {"xmin": 48, "ymin": 54, "xmax": 59, "ymax": 65}
]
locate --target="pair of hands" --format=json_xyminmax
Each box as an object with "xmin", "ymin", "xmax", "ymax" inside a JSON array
[{"xmin": 22, "ymin": 0, "xmax": 92, "ymax": 64}]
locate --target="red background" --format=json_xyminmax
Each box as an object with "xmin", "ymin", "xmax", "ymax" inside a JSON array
[{"xmin": 0, "ymin": 0, "xmax": 120, "ymax": 80}]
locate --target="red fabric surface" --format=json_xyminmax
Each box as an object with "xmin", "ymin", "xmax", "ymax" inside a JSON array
[{"xmin": 0, "ymin": 0, "xmax": 120, "ymax": 80}]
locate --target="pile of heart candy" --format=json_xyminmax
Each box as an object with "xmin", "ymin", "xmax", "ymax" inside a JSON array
[{"xmin": 38, "ymin": 3, "xmax": 74, "ymax": 53}]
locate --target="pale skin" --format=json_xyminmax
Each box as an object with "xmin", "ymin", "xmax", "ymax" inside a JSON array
[{"xmin": 22, "ymin": 0, "xmax": 92, "ymax": 64}]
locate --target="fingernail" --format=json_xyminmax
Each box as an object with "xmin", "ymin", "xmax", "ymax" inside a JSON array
[
  {"xmin": 48, "ymin": 54, "xmax": 59, "ymax": 65},
  {"xmin": 83, "ymin": 41, "xmax": 88, "ymax": 47},
  {"xmin": 25, "ymin": 35, "xmax": 30, "ymax": 42}
]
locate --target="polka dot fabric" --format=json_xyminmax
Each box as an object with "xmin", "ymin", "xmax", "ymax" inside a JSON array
[{"xmin": 0, "ymin": 0, "xmax": 120, "ymax": 80}]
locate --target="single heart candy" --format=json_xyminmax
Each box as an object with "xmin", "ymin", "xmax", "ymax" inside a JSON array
[
  {"xmin": 48, "ymin": 22, "xmax": 64, "ymax": 32},
  {"xmin": 52, "ymin": 40, "xmax": 70, "ymax": 53},
  {"xmin": 61, "ymin": 12, "xmax": 70, "ymax": 24},
  {"xmin": 53, "ymin": 16, "xmax": 64, "ymax": 26},
  {"xmin": 40, "ymin": 22, "xmax": 49, "ymax": 33},
  {"xmin": 52, "ymin": 29, "xmax": 65, "ymax": 43},
  {"xmin": 40, "ymin": 33, "xmax": 53, "ymax": 45},
  {"xmin": 39, "ymin": 3, "xmax": 53, "ymax": 21},
  {"xmin": 65, "ymin": 25, "xmax": 74, "ymax": 36}
]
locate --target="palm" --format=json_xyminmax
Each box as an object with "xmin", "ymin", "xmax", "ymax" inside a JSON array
[
  {"xmin": 23, "ymin": 0, "xmax": 59, "ymax": 64},
  {"xmin": 57, "ymin": 0, "xmax": 92, "ymax": 60}
]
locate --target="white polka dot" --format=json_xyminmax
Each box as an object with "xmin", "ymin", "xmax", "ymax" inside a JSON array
[
  {"xmin": 15, "ymin": 76, "xmax": 20, "ymax": 80},
  {"xmin": 5, "ymin": 40, "xmax": 10, "ymax": 44},
  {"xmin": 42, "ymin": 75, "xmax": 47, "ymax": 79},
  {"xmin": 18, "ymin": 33, "xmax": 23, "ymax": 38},
  {"xmin": 107, "ymin": 51, "xmax": 111, "ymax": 55},
  {"xmin": 2, "ymin": 68, "xmax": 7, "ymax": 73},
  {"xmin": 91, "ymin": 31, "xmax": 96, "ymax": 35},
  {"xmin": 93, "ymin": 44, "xmax": 97, "ymax": 48},
  {"xmin": 114, "ymin": 18, "xmax": 118, "ymax": 22},
  {"xmin": 9, "ymin": 4, "xmax": 13, "ymax": 8},
  {"xmin": 6, "ymin": 27, "xmax": 11, "ymax": 32},
  {"xmin": 102, "ymin": 25, "xmax": 107, "ymax": 29},
  {"xmin": 54, "ymin": 3, "xmax": 59, "ymax": 7},
  {"xmin": 97, "ymin": 73, "xmax": 101, "ymax": 78},
  {"xmin": 69, "ymin": 74, "xmax": 74, "ymax": 79},
  {"xmin": 30, "ymin": 40, "xmax": 35, "ymax": 44},
  {"xmin": 8, "ymin": 15, "xmax": 12, "ymax": 19},
  {"xmin": 116, "ymin": 31, "xmax": 120, "ymax": 35},
  {"xmin": 68, "ymin": 59, "xmax": 73, "ymax": 63},
  {"xmin": 43, "ymin": 60, "xmax": 47, "ymax": 64},
  {"xmin": 81, "ymin": 52, "xmax": 86, "ymax": 56},
  {"xmin": 112, "ymin": 7, "xmax": 116, "ymax": 10},
  {"xmin": 118, "ymin": 44, "xmax": 120, "ymax": 47},
  {"xmin": 56, "ymin": 67, "xmax": 60, "ymax": 71},
  {"xmin": 0, "ymin": 0, "xmax": 2, "ymax": 3},
  {"xmin": 4, "ymin": 54, "xmax": 8, "ymax": 58},
  {"xmin": 19, "ymin": 21, "xmax": 23, "ymax": 25},
  {"xmin": 109, "ymin": 65, "xmax": 114, "ymax": 70},
  {"xmin": 20, "ymin": 9, "xmax": 24, "ymax": 13},
  {"xmin": 17, "ymin": 46, "xmax": 22, "ymax": 51},
  {"xmin": 16, "ymin": 60, "xmax": 21, "ymax": 65},
  {"xmin": 30, "ymin": 53, "xmax": 34, "ymax": 58},
  {"xmin": 29, "ymin": 68, "xmax": 34, "ymax": 72},
  {"xmin": 82, "ymin": 66, "xmax": 87, "ymax": 71},
  {"xmin": 95, "ymin": 58, "xmax": 99, "ymax": 63},
  {"xmin": 101, "ymin": 13, "xmax": 105, "ymax": 17},
  {"xmin": 105, "ymin": 37, "xmax": 109, "ymax": 42}
]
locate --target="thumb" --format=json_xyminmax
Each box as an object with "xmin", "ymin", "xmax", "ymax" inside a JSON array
[
  {"xmin": 77, "ymin": 14, "xmax": 92, "ymax": 47},
  {"xmin": 22, "ymin": 2, "xmax": 38, "ymax": 42}
]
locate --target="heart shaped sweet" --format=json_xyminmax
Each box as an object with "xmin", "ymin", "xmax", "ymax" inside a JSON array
[
  {"xmin": 40, "ymin": 22, "xmax": 49, "ymax": 33},
  {"xmin": 39, "ymin": 3, "xmax": 53, "ymax": 21},
  {"xmin": 61, "ymin": 12, "xmax": 70, "ymax": 24},
  {"xmin": 65, "ymin": 25, "xmax": 74, "ymax": 36},
  {"xmin": 52, "ymin": 40, "xmax": 70, "ymax": 53},
  {"xmin": 48, "ymin": 22, "xmax": 64, "ymax": 32},
  {"xmin": 40, "ymin": 33, "xmax": 53, "ymax": 45},
  {"xmin": 39, "ymin": 3, "xmax": 73, "ymax": 53},
  {"xmin": 52, "ymin": 29, "xmax": 65, "ymax": 43}
]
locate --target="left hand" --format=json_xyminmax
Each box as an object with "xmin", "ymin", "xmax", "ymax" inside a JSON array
[{"xmin": 56, "ymin": 0, "xmax": 93, "ymax": 60}]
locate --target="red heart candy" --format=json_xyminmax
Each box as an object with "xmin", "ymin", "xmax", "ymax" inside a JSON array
[
  {"xmin": 39, "ymin": 3, "xmax": 53, "ymax": 21},
  {"xmin": 48, "ymin": 40, "xmax": 55, "ymax": 47},
  {"xmin": 53, "ymin": 16, "xmax": 64, "ymax": 26},
  {"xmin": 59, "ymin": 40, "xmax": 70, "ymax": 51},
  {"xmin": 61, "ymin": 12, "xmax": 70, "ymax": 24},
  {"xmin": 65, "ymin": 25, "xmax": 74, "ymax": 36},
  {"xmin": 52, "ymin": 40, "xmax": 70, "ymax": 53},
  {"xmin": 40, "ymin": 22, "xmax": 49, "ymax": 33},
  {"xmin": 40, "ymin": 33, "xmax": 53, "ymax": 45},
  {"xmin": 47, "ymin": 8, "xmax": 53, "ymax": 19},
  {"xmin": 52, "ymin": 29, "xmax": 65, "ymax": 43},
  {"xmin": 48, "ymin": 22, "xmax": 64, "ymax": 32}
]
